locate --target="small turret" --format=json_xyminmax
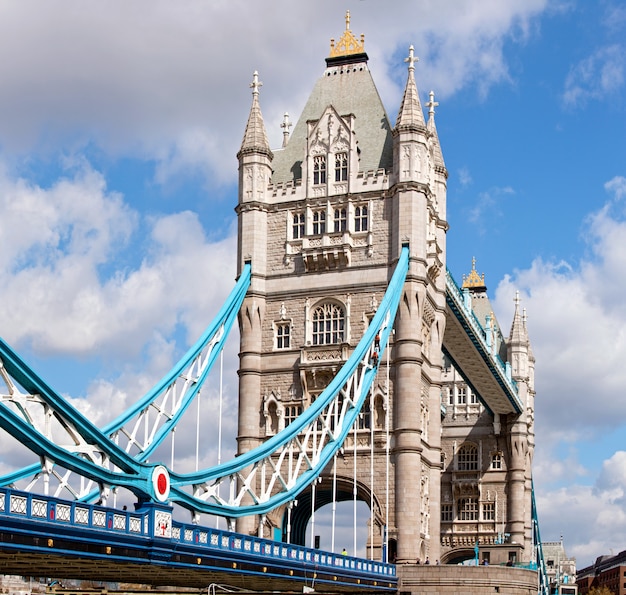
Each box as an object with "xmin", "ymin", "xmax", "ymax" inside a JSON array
[
  {"xmin": 507, "ymin": 291, "xmax": 530, "ymax": 381},
  {"xmin": 395, "ymin": 45, "xmax": 426, "ymax": 131},
  {"xmin": 238, "ymin": 71, "xmax": 273, "ymax": 160}
]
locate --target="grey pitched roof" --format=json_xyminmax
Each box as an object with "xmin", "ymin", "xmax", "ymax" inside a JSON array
[{"xmin": 271, "ymin": 60, "xmax": 393, "ymax": 184}]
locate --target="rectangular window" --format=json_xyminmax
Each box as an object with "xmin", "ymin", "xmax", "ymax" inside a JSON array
[
  {"xmin": 355, "ymin": 205, "xmax": 368, "ymax": 232},
  {"xmin": 276, "ymin": 323, "xmax": 291, "ymax": 349},
  {"xmin": 284, "ymin": 404, "xmax": 302, "ymax": 426},
  {"xmin": 482, "ymin": 502, "xmax": 495, "ymax": 521},
  {"xmin": 312, "ymin": 210, "xmax": 326, "ymax": 235},
  {"xmin": 313, "ymin": 155, "xmax": 326, "ymax": 185},
  {"xmin": 334, "ymin": 208, "xmax": 347, "ymax": 232},
  {"xmin": 292, "ymin": 213, "xmax": 305, "ymax": 239},
  {"xmin": 457, "ymin": 386, "xmax": 467, "ymax": 405},
  {"xmin": 357, "ymin": 402, "xmax": 371, "ymax": 429},
  {"xmin": 491, "ymin": 453, "xmax": 503, "ymax": 469},
  {"xmin": 441, "ymin": 504, "xmax": 453, "ymax": 522},
  {"xmin": 448, "ymin": 387, "xmax": 454, "ymax": 406},
  {"xmin": 470, "ymin": 389, "xmax": 478, "ymax": 404},
  {"xmin": 459, "ymin": 498, "xmax": 478, "ymax": 521},
  {"xmin": 335, "ymin": 152, "xmax": 348, "ymax": 181}
]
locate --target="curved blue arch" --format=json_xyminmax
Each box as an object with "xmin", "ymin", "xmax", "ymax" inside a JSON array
[
  {"xmin": 166, "ymin": 247, "xmax": 410, "ymax": 516},
  {"xmin": 0, "ymin": 265, "xmax": 251, "ymax": 496}
]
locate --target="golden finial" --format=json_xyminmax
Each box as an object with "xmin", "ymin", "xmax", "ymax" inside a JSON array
[
  {"xmin": 462, "ymin": 256, "xmax": 486, "ymax": 289},
  {"xmin": 329, "ymin": 11, "xmax": 365, "ymax": 58}
]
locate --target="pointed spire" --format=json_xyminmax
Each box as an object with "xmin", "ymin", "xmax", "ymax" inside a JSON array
[
  {"xmin": 426, "ymin": 90, "xmax": 446, "ymax": 171},
  {"xmin": 239, "ymin": 71, "xmax": 273, "ymax": 159},
  {"xmin": 395, "ymin": 45, "xmax": 425, "ymax": 130},
  {"xmin": 509, "ymin": 290, "xmax": 529, "ymax": 344}
]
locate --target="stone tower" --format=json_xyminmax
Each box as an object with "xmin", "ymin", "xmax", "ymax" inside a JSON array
[
  {"xmin": 439, "ymin": 261, "xmax": 535, "ymax": 565},
  {"xmin": 235, "ymin": 14, "xmax": 534, "ymax": 568}
]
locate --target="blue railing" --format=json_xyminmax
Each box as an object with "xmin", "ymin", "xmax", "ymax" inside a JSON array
[{"xmin": 0, "ymin": 486, "xmax": 395, "ymax": 583}]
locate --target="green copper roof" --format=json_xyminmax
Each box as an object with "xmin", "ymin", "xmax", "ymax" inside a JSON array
[{"xmin": 271, "ymin": 60, "xmax": 393, "ymax": 184}]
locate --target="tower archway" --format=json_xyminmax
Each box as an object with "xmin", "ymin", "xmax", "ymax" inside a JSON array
[{"xmin": 282, "ymin": 474, "xmax": 384, "ymax": 552}]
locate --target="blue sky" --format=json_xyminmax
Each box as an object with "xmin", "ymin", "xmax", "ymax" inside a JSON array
[{"xmin": 0, "ymin": 0, "xmax": 625, "ymax": 568}]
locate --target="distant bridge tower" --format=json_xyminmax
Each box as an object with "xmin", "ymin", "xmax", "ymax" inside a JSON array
[{"xmin": 235, "ymin": 14, "xmax": 535, "ymax": 568}]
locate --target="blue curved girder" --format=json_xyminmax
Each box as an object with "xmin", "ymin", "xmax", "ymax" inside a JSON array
[
  {"xmin": 0, "ymin": 265, "xmax": 251, "ymax": 499},
  {"xmin": 0, "ymin": 340, "xmax": 160, "ymax": 498},
  {"xmin": 165, "ymin": 247, "xmax": 410, "ymax": 517},
  {"xmin": 532, "ymin": 482, "xmax": 550, "ymax": 595}
]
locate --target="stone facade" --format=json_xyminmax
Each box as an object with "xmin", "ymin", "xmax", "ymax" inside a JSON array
[{"xmin": 234, "ymin": 13, "xmax": 535, "ymax": 573}]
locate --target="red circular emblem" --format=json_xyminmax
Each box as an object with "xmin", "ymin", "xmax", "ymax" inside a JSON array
[{"xmin": 151, "ymin": 465, "xmax": 170, "ymax": 502}]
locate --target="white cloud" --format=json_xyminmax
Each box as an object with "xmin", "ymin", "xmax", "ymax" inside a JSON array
[
  {"xmin": 0, "ymin": 162, "xmax": 237, "ymax": 358},
  {"xmin": 490, "ymin": 177, "xmax": 626, "ymax": 564},
  {"xmin": 563, "ymin": 44, "xmax": 626, "ymax": 108},
  {"xmin": 0, "ymin": 0, "xmax": 549, "ymax": 185}
]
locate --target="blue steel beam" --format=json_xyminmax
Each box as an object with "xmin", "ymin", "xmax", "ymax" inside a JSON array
[
  {"xmin": 166, "ymin": 247, "xmax": 410, "ymax": 517},
  {"xmin": 0, "ymin": 265, "xmax": 251, "ymax": 499}
]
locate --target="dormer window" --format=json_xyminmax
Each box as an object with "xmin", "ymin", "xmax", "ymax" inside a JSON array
[
  {"xmin": 355, "ymin": 205, "xmax": 368, "ymax": 232},
  {"xmin": 313, "ymin": 155, "xmax": 327, "ymax": 185},
  {"xmin": 312, "ymin": 210, "xmax": 326, "ymax": 235},
  {"xmin": 335, "ymin": 152, "xmax": 348, "ymax": 181}
]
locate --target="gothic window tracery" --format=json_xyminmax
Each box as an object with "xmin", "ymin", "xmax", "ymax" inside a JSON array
[
  {"xmin": 312, "ymin": 302, "xmax": 345, "ymax": 345},
  {"xmin": 334, "ymin": 208, "xmax": 347, "ymax": 232},
  {"xmin": 457, "ymin": 443, "xmax": 478, "ymax": 471},
  {"xmin": 313, "ymin": 155, "xmax": 327, "ymax": 185},
  {"xmin": 335, "ymin": 152, "xmax": 348, "ymax": 181},
  {"xmin": 312, "ymin": 210, "xmax": 326, "ymax": 235}
]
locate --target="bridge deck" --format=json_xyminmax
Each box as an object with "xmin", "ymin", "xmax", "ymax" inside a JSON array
[
  {"xmin": 444, "ymin": 271, "xmax": 522, "ymax": 415},
  {"xmin": 0, "ymin": 488, "xmax": 395, "ymax": 593}
]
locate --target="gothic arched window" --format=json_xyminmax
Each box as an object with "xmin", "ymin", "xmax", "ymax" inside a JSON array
[
  {"xmin": 335, "ymin": 152, "xmax": 348, "ymax": 181},
  {"xmin": 313, "ymin": 155, "xmax": 326, "ymax": 185},
  {"xmin": 312, "ymin": 210, "xmax": 326, "ymax": 235},
  {"xmin": 312, "ymin": 302, "xmax": 345, "ymax": 345},
  {"xmin": 457, "ymin": 443, "xmax": 478, "ymax": 471},
  {"xmin": 334, "ymin": 208, "xmax": 347, "ymax": 232}
]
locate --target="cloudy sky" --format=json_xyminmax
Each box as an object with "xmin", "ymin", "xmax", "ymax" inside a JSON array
[{"xmin": 0, "ymin": 0, "xmax": 625, "ymax": 569}]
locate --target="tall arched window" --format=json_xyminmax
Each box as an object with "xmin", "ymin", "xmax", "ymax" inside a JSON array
[
  {"xmin": 334, "ymin": 208, "xmax": 347, "ymax": 232},
  {"xmin": 457, "ymin": 443, "xmax": 478, "ymax": 471},
  {"xmin": 312, "ymin": 302, "xmax": 345, "ymax": 345},
  {"xmin": 313, "ymin": 155, "xmax": 326, "ymax": 185}
]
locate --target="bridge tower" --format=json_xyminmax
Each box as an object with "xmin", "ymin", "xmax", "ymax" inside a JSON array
[{"xmin": 235, "ymin": 13, "xmax": 535, "ymax": 568}]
